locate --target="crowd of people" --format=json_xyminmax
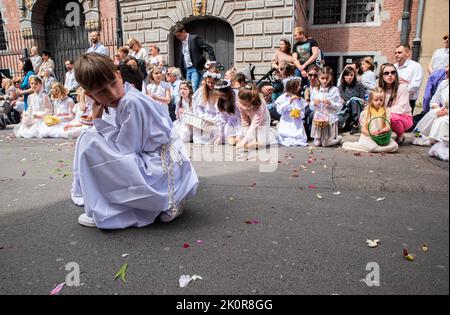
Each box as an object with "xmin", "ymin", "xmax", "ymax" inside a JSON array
[
  {"xmin": 1, "ymin": 27, "xmax": 448, "ymax": 154},
  {"xmin": 0, "ymin": 25, "xmax": 448, "ymax": 229}
]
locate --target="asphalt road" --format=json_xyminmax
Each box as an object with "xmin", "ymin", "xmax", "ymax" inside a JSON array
[{"xmin": 0, "ymin": 126, "xmax": 448, "ymax": 295}]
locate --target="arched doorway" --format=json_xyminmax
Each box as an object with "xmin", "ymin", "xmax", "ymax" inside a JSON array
[
  {"xmin": 174, "ymin": 18, "xmax": 234, "ymax": 74},
  {"xmin": 44, "ymin": 0, "xmax": 88, "ymax": 81}
]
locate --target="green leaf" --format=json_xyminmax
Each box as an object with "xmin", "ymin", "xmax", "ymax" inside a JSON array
[{"xmin": 114, "ymin": 263, "xmax": 128, "ymax": 284}]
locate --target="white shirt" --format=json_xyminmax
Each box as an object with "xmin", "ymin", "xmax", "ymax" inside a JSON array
[
  {"xmin": 430, "ymin": 79, "xmax": 449, "ymax": 108},
  {"xmin": 431, "ymin": 48, "xmax": 449, "ymax": 72},
  {"xmin": 130, "ymin": 48, "xmax": 148, "ymax": 62},
  {"xmin": 395, "ymin": 59, "xmax": 424, "ymax": 101},
  {"xmin": 64, "ymin": 70, "xmax": 79, "ymax": 92},
  {"xmin": 182, "ymin": 34, "xmax": 193, "ymax": 68},
  {"xmin": 309, "ymin": 86, "xmax": 343, "ymax": 125},
  {"xmin": 30, "ymin": 55, "xmax": 43, "ymax": 74},
  {"xmin": 87, "ymin": 43, "xmax": 108, "ymax": 56}
]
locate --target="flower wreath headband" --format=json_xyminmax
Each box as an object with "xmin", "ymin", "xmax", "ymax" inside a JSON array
[
  {"xmin": 203, "ymin": 71, "xmax": 221, "ymax": 80},
  {"xmin": 214, "ymin": 80, "xmax": 231, "ymax": 90},
  {"xmin": 286, "ymin": 76, "xmax": 302, "ymax": 83}
]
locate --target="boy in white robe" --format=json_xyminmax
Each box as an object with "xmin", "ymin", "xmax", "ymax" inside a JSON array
[{"xmin": 71, "ymin": 53, "xmax": 199, "ymax": 229}]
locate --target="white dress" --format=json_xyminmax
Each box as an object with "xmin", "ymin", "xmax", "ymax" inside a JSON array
[
  {"xmin": 13, "ymin": 91, "xmax": 53, "ymax": 138},
  {"xmin": 220, "ymin": 92, "xmax": 242, "ymax": 144},
  {"xmin": 173, "ymin": 98, "xmax": 194, "ymax": 143},
  {"xmin": 192, "ymin": 89, "xmax": 222, "ymax": 144},
  {"xmin": 276, "ymin": 93, "xmax": 308, "ymax": 147},
  {"xmin": 71, "ymin": 83, "xmax": 199, "ymax": 229},
  {"xmin": 411, "ymin": 80, "xmax": 449, "ymax": 145},
  {"xmin": 40, "ymin": 97, "xmax": 75, "ymax": 138},
  {"xmin": 342, "ymin": 109, "xmax": 399, "ymax": 153},
  {"xmin": 60, "ymin": 100, "xmax": 94, "ymax": 139}
]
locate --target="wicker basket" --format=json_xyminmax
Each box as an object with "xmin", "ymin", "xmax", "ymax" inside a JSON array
[
  {"xmin": 313, "ymin": 119, "xmax": 329, "ymax": 129},
  {"xmin": 368, "ymin": 117, "xmax": 392, "ymax": 146},
  {"xmin": 80, "ymin": 115, "xmax": 94, "ymax": 126},
  {"xmin": 183, "ymin": 112, "xmax": 215, "ymax": 133}
]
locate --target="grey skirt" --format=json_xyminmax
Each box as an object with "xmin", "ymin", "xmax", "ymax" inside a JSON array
[{"xmin": 311, "ymin": 122, "xmax": 339, "ymax": 140}]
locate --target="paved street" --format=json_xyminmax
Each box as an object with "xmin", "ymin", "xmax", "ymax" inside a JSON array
[{"xmin": 0, "ymin": 126, "xmax": 448, "ymax": 295}]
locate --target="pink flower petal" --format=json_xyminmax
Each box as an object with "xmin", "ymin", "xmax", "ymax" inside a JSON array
[{"xmin": 49, "ymin": 283, "xmax": 65, "ymax": 295}]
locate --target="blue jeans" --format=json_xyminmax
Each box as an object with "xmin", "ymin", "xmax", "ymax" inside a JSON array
[{"xmin": 187, "ymin": 67, "xmax": 203, "ymax": 92}]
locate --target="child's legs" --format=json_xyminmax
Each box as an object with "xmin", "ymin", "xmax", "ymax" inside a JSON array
[{"xmin": 391, "ymin": 114, "xmax": 413, "ymax": 139}]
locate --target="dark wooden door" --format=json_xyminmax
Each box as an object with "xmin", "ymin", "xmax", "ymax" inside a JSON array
[
  {"xmin": 44, "ymin": 0, "xmax": 88, "ymax": 82},
  {"xmin": 174, "ymin": 19, "xmax": 234, "ymax": 75}
]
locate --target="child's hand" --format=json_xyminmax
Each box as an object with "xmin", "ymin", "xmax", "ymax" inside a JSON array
[
  {"xmin": 63, "ymin": 124, "xmax": 72, "ymax": 131},
  {"xmin": 313, "ymin": 99, "xmax": 321, "ymax": 106},
  {"xmin": 437, "ymin": 108, "xmax": 448, "ymax": 117},
  {"xmin": 179, "ymin": 108, "xmax": 185, "ymax": 117},
  {"xmin": 91, "ymin": 102, "xmax": 104, "ymax": 120}
]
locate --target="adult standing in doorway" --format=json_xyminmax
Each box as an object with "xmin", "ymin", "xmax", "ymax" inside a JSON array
[
  {"xmin": 64, "ymin": 60, "xmax": 79, "ymax": 94},
  {"xmin": 292, "ymin": 27, "xmax": 320, "ymax": 79},
  {"xmin": 87, "ymin": 31, "xmax": 108, "ymax": 56},
  {"xmin": 173, "ymin": 23, "xmax": 216, "ymax": 92},
  {"xmin": 394, "ymin": 44, "xmax": 424, "ymax": 115}
]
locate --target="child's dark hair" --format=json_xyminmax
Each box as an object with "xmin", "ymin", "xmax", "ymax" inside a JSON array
[
  {"xmin": 318, "ymin": 66, "xmax": 334, "ymax": 88},
  {"xmin": 215, "ymin": 80, "xmax": 236, "ymax": 115},
  {"xmin": 280, "ymin": 64, "xmax": 296, "ymax": 78},
  {"xmin": 238, "ymin": 84, "xmax": 262, "ymax": 108},
  {"xmin": 118, "ymin": 62, "xmax": 144, "ymax": 90},
  {"xmin": 75, "ymin": 53, "xmax": 118, "ymax": 91},
  {"xmin": 22, "ymin": 58, "xmax": 33, "ymax": 73},
  {"xmin": 339, "ymin": 66, "xmax": 357, "ymax": 89},
  {"xmin": 178, "ymin": 80, "xmax": 194, "ymax": 111},
  {"xmin": 285, "ymin": 78, "xmax": 302, "ymax": 95},
  {"xmin": 235, "ymin": 73, "xmax": 246, "ymax": 85}
]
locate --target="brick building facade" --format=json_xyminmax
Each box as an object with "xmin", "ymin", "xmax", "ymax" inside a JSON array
[{"xmin": 1, "ymin": 0, "xmax": 448, "ymax": 86}]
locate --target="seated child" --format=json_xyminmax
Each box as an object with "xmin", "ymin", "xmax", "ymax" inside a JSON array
[
  {"xmin": 276, "ymin": 77, "xmax": 308, "ymax": 147},
  {"xmin": 71, "ymin": 53, "xmax": 199, "ymax": 229},
  {"xmin": 342, "ymin": 87, "xmax": 398, "ymax": 153},
  {"xmin": 13, "ymin": 75, "xmax": 53, "ymax": 139}
]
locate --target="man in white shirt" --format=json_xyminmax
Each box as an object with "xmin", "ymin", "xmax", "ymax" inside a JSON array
[
  {"xmin": 428, "ymin": 33, "xmax": 449, "ymax": 74},
  {"xmin": 86, "ymin": 31, "xmax": 108, "ymax": 56},
  {"xmin": 29, "ymin": 46, "xmax": 42, "ymax": 74},
  {"xmin": 173, "ymin": 23, "xmax": 216, "ymax": 92},
  {"xmin": 394, "ymin": 44, "xmax": 424, "ymax": 114},
  {"xmin": 64, "ymin": 60, "xmax": 79, "ymax": 93}
]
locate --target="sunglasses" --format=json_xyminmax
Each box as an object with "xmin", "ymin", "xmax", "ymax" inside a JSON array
[
  {"xmin": 383, "ymin": 71, "xmax": 397, "ymax": 76},
  {"xmin": 444, "ymin": 36, "xmax": 449, "ymax": 40},
  {"xmin": 308, "ymin": 73, "xmax": 318, "ymax": 78}
]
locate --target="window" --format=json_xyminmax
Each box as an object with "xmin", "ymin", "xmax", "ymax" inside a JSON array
[
  {"xmin": 313, "ymin": 0, "xmax": 342, "ymax": 25},
  {"xmin": 346, "ymin": 0, "xmax": 374, "ymax": 23},
  {"xmin": 312, "ymin": 0, "xmax": 378, "ymax": 26}
]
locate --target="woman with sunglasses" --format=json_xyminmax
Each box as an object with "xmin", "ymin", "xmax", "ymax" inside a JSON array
[{"xmin": 378, "ymin": 64, "xmax": 413, "ymax": 145}]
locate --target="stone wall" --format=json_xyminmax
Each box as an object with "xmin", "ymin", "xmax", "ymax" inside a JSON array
[{"xmin": 119, "ymin": 0, "xmax": 295, "ymax": 76}]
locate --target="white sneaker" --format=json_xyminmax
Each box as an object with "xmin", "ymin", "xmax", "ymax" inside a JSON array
[
  {"xmin": 78, "ymin": 213, "xmax": 96, "ymax": 228},
  {"xmin": 160, "ymin": 201, "xmax": 186, "ymax": 223}
]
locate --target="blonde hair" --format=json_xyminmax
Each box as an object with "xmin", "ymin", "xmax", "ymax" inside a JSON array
[
  {"xmin": 364, "ymin": 87, "xmax": 386, "ymax": 127},
  {"xmin": 2, "ymin": 78, "xmax": 13, "ymax": 90},
  {"xmin": 294, "ymin": 26, "xmax": 305, "ymax": 36},
  {"xmin": 362, "ymin": 57, "xmax": 375, "ymax": 71},
  {"xmin": 118, "ymin": 46, "xmax": 129, "ymax": 55},
  {"xmin": 29, "ymin": 75, "xmax": 43, "ymax": 85},
  {"xmin": 51, "ymin": 82, "xmax": 68, "ymax": 100},
  {"xmin": 127, "ymin": 37, "xmax": 141, "ymax": 50},
  {"xmin": 74, "ymin": 53, "xmax": 118, "ymax": 92}
]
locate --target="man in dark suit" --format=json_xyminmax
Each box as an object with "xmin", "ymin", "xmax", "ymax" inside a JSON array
[{"xmin": 173, "ymin": 23, "xmax": 216, "ymax": 92}]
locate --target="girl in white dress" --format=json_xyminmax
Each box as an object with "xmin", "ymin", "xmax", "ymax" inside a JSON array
[
  {"xmin": 61, "ymin": 87, "xmax": 94, "ymax": 139},
  {"xmin": 40, "ymin": 82, "xmax": 75, "ymax": 138},
  {"xmin": 71, "ymin": 53, "xmax": 198, "ymax": 229},
  {"xmin": 310, "ymin": 67, "xmax": 343, "ymax": 147},
  {"xmin": 276, "ymin": 77, "xmax": 308, "ymax": 147},
  {"xmin": 192, "ymin": 71, "xmax": 222, "ymax": 145},
  {"xmin": 13, "ymin": 76, "xmax": 53, "ymax": 138},
  {"xmin": 146, "ymin": 67, "xmax": 172, "ymax": 108},
  {"xmin": 342, "ymin": 88, "xmax": 399, "ymax": 153},
  {"xmin": 215, "ymin": 80, "xmax": 242, "ymax": 146},
  {"xmin": 173, "ymin": 81, "xmax": 195, "ymax": 143},
  {"xmin": 411, "ymin": 66, "xmax": 449, "ymax": 146}
]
